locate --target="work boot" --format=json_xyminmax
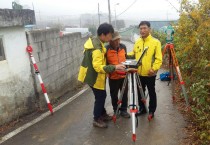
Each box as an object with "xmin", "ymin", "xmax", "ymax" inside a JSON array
[
  {"xmin": 93, "ymin": 119, "xmax": 108, "ymax": 128},
  {"xmin": 136, "ymin": 108, "xmax": 147, "ymax": 116},
  {"xmin": 100, "ymin": 113, "xmax": 112, "ymax": 121},
  {"xmin": 120, "ymin": 111, "xmax": 130, "ymax": 118}
]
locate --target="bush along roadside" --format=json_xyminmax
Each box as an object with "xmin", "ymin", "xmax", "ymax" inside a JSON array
[{"xmin": 173, "ymin": 0, "xmax": 210, "ymax": 144}]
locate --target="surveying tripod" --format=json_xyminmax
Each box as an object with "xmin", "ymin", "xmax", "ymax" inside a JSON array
[
  {"xmin": 162, "ymin": 43, "xmax": 189, "ymax": 106},
  {"xmin": 112, "ymin": 47, "xmax": 149, "ymax": 142},
  {"xmin": 112, "ymin": 68, "xmax": 148, "ymax": 142}
]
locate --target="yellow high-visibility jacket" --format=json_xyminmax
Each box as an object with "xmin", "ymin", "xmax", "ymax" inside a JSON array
[
  {"xmin": 78, "ymin": 37, "xmax": 115, "ymax": 90},
  {"xmin": 128, "ymin": 34, "xmax": 162, "ymax": 76}
]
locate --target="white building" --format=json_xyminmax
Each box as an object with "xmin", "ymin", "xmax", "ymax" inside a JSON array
[{"xmin": 0, "ymin": 9, "xmax": 36, "ymax": 125}]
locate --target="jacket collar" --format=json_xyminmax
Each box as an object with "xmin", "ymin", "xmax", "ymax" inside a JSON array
[
  {"xmin": 96, "ymin": 36, "xmax": 103, "ymax": 44},
  {"xmin": 141, "ymin": 34, "xmax": 152, "ymax": 42},
  {"xmin": 107, "ymin": 43, "xmax": 123, "ymax": 51},
  {"xmin": 96, "ymin": 37, "xmax": 106, "ymax": 53}
]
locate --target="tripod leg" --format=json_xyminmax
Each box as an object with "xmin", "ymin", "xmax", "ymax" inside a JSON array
[
  {"xmin": 112, "ymin": 74, "xmax": 128, "ymax": 123},
  {"xmin": 169, "ymin": 50, "xmax": 176, "ymax": 101},
  {"xmin": 172, "ymin": 61, "xmax": 176, "ymax": 102},
  {"xmin": 136, "ymin": 75, "xmax": 148, "ymax": 113},
  {"xmin": 130, "ymin": 73, "xmax": 138, "ymax": 142},
  {"xmin": 162, "ymin": 44, "xmax": 168, "ymax": 58}
]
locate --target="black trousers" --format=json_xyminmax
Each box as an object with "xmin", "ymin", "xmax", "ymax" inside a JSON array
[
  {"xmin": 109, "ymin": 78, "xmax": 128, "ymax": 112},
  {"xmin": 137, "ymin": 75, "xmax": 157, "ymax": 113},
  {"xmin": 90, "ymin": 87, "xmax": 107, "ymax": 121}
]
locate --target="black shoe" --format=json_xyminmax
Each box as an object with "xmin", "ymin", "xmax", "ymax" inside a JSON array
[
  {"xmin": 100, "ymin": 113, "xmax": 112, "ymax": 122},
  {"xmin": 93, "ymin": 119, "xmax": 108, "ymax": 128},
  {"xmin": 136, "ymin": 108, "xmax": 147, "ymax": 116},
  {"xmin": 120, "ymin": 111, "xmax": 130, "ymax": 118}
]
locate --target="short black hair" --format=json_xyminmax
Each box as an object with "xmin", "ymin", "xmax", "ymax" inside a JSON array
[
  {"xmin": 97, "ymin": 23, "xmax": 114, "ymax": 36},
  {"xmin": 139, "ymin": 21, "xmax": 151, "ymax": 28}
]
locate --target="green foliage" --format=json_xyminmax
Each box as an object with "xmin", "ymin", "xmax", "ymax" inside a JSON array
[
  {"xmin": 151, "ymin": 30, "xmax": 166, "ymax": 47},
  {"xmin": 174, "ymin": 0, "xmax": 210, "ymax": 144}
]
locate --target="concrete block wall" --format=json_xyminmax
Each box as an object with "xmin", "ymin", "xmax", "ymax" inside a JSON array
[{"xmin": 26, "ymin": 29, "xmax": 87, "ymax": 106}]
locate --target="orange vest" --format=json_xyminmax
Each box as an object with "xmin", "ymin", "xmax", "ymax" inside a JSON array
[{"xmin": 106, "ymin": 44, "xmax": 127, "ymax": 79}]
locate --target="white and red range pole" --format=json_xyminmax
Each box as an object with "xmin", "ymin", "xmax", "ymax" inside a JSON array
[{"xmin": 26, "ymin": 45, "xmax": 53, "ymax": 114}]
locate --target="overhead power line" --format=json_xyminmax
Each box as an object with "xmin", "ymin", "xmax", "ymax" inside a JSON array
[
  {"xmin": 117, "ymin": 0, "xmax": 137, "ymax": 17},
  {"xmin": 165, "ymin": 0, "xmax": 180, "ymax": 12}
]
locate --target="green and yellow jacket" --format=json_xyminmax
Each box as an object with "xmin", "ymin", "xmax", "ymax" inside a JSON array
[{"xmin": 78, "ymin": 37, "xmax": 115, "ymax": 90}]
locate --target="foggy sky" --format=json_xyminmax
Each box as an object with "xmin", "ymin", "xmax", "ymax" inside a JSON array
[{"xmin": 0, "ymin": 0, "xmax": 184, "ymax": 21}]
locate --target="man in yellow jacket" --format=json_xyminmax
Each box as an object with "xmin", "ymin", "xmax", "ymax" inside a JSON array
[
  {"xmin": 78, "ymin": 23, "xmax": 125, "ymax": 128},
  {"xmin": 128, "ymin": 21, "xmax": 162, "ymax": 120}
]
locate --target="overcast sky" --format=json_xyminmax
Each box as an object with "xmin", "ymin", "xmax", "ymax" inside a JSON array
[{"xmin": 0, "ymin": 0, "xmax": 184, "ymax": 20}]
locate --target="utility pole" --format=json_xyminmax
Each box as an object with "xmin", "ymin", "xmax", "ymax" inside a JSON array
[
  {"xmin": 115, "ymin": 10, "xmax": 116, "ymax": 29},
  {"xmin": 98, "ymin": 3, "xmax": 100, "ymax": 26},
  {"xmin": 115, "ymin": 3, "xmax": 119, "ymax": 29},
  {"xmin": 108, "ymin": 0, "xmax": 111, "ymax": 24}
]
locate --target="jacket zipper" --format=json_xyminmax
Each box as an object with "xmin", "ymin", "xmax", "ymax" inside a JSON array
[
  {"xmin": 116, "ymin": 48, "xmax": 121, "ymax": 78},
  {"xmin": 116, "ymin": 49, "xmax": 120, "ymax": 64},
  {"xmin": 140, "ymin": 40, "xmax": 145, "ymax": 75}
]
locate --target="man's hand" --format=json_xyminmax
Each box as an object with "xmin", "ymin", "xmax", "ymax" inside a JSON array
[
  {"xmin": 115, "ymin": 64, "xmax": 126, "ymax": 71},
  {"xmin": 148, "ymin": 68, "xmax": 156, "ymax": 76}
]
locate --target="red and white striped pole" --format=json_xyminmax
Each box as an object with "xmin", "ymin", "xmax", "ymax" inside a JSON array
[{"xmin": 26, "ymin": 45, "xmax": 54, "ymax": 114}]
